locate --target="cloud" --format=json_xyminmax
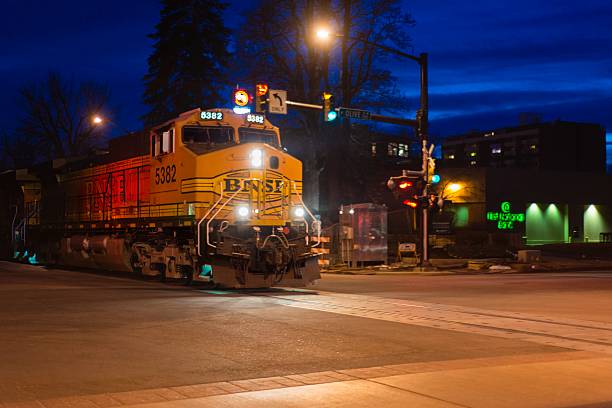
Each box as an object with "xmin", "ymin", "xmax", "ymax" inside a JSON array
[{"xmin": 429, "ymin": 95, "xmax": 612, "ymax": 136}]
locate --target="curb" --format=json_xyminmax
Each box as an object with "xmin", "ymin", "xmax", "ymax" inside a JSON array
[{"xmin": 321, "ymin": 264, "xmax": 612, "ymax": 276}]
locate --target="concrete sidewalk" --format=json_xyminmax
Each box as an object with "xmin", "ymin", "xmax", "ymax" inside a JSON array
[{"xmin": 18, "ymin": 351, "xmax": 612, "ymax": 408}]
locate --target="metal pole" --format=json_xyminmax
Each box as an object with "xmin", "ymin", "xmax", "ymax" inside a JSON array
[{"xmin": 419, "ymin": 53, "xmax": 429, "ymax": 267}]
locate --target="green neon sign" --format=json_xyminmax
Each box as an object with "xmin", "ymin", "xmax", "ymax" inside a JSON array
[{"xmin": 486, "ymin": 201, "xmax": 525, "ymax": 230}]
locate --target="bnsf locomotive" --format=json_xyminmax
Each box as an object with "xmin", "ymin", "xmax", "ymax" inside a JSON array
[{"xmin": 4, "ymin": 108, "xmax": 321, "ymax": 288}]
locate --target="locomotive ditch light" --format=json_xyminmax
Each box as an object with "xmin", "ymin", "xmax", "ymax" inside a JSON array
[
  {"xmin": 250, "ymin": 149, "xmax": 263, "ymax": 168},
  {"xmin": 292, "ymin": 206, "xmax": 305, "ymax": 219},
  {"xmin": 237, "ymin": 206, "xmax": 250, "ymax": 218}
]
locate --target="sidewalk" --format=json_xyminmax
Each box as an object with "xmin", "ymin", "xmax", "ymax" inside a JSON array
[
  {"xmin": 17, "ymin": 351, "xmax": 612, "ymax": 408},
  {"xmin": 322, "ymin": 257, "xmax": 612, "ymax": 276}
]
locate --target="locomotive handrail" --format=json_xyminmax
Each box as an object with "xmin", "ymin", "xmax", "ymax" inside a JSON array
[
  {"xmin": 291, "ymin": 181, "xmax": 322, "ymax": 247},
  {"xmin": 196, "ymin": 179, "xmax": 256, "ymax": 255},
  {"xmin": 205, "ymin": 185, "xmax": 249, "ymax": 250}
]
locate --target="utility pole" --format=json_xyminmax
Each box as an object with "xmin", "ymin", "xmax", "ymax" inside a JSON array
[{"xmin": 418, "ymin": 53, "xmax": 430, "ymax": 267}]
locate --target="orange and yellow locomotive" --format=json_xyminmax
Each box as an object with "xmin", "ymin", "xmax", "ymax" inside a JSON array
[{"xmin": 9, "ymin": 108, "xmax": 321, "ymax": 288}]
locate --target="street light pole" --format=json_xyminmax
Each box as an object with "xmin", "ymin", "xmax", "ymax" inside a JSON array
[{"xmin": 315, "ymin": 30, "xmax": 431, "ymax": 266}]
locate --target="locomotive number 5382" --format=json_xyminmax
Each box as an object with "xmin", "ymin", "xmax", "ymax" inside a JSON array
[{"xmin": 155, "ymin": 165, "xmax": 176, "ymax": 184}]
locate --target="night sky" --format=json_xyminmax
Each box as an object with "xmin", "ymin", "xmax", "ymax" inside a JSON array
[{"xmin": 1, "ymin": 0, "xmax": 611, "ymax": 166}]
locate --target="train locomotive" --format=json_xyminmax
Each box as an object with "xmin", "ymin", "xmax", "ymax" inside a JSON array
[{"xmin": 4, "ymin": 108, "xmax": 321, "ymax": 288}]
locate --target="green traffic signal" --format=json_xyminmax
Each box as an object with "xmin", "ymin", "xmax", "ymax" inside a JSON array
[{"xmin": 322, "ymin": 92, "xmax": 337, "ymax": 122}]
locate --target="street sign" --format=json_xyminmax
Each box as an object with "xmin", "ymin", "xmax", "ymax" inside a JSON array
[
  {"xmin": 268, "ymin": 89, "xmax": 287, "ymax": 114},
  {"xmin": 339, "ymin": 108, "xmax": 371, "ymax": 120}
]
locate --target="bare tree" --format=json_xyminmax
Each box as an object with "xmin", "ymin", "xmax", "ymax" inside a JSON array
[
  {"xmin": 16, "ymin": 72, "xmax": 110, "ymax": 160},
  {"xmin": 235, "ymin": 0, "xmax": 414, "ymax": 217}
]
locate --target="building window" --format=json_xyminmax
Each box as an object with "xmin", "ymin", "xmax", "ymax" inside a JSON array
[
  {"xmin": 465, "ymin": 144, "xmax": 478, "ymax": 158},
  {"xmin": 520, "ymin": 138, "xmax": 539, "ymax": 154},
  {"xmin": 387, "ymin": 142, "xmax": 409, "ymax": 157},
  {"xmin": 470, "ymin": 160, "xmax": 477, "ymax": 166},
  {"xmin": 491, "ymin": 144, "xmax": 502, "ymax": 154},
  {"xmin": 444, "ymin": 150, "xmax": 456, "ymax": 160},
  {"xmin": 371, "ymin": 143, "xmax": 377, "ymax": 157}
]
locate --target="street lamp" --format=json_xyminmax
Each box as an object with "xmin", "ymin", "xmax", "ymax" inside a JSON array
[
  {"xmin": 92, "ymin": 115, "xmax": 103, "ymax": 125},
  {"xmin": 315, "ymin": 28, "xmax": 332, "ymax": 40},
  {"xmin": 448, "ymin": 183, "xmax": 463, "ymax": 193},
  {"xmin": 314, "ymin": 28, "xmax": 431, "ymax": 267}
]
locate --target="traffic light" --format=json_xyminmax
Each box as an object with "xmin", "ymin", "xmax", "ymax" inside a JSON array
[
  {"xmin": 427, "ymin": 157, "xmax": 439, "ymax": 184},
  {"xmin": 255, "ymin": 83, "xmax": 268, "ymax": 113},
  {"xmin": 322, "ymin": 92, "xmax": 337, "ymax": 122}
]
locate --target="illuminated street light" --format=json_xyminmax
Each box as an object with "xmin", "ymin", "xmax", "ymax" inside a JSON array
[
  {"xmin": 92, "ymin": 115, "xmax": 103, "ymax": 125},
  {"xmin": 315, "ymin": 28, "xmax": 331, "ymax": 40},
  {"xmin": 447, "ymin": 183, "xmax": 463, "ymax": 193}
]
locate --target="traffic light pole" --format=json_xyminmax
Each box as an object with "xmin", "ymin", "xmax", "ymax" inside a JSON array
[{"xmin": 419, "ymin": 53, "xmax": 430, "ymax": 267}]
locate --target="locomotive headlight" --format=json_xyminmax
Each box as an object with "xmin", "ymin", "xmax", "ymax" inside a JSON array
[
  {"xmin": 237, "ymin": 206, "xmax": 250, "ymax": 218},
  {"xmin": 292, "ymin": 206, "xmax": 305, "ymax": 219},
  {"xmin": 249, "ymin": 149, "xmax": 263, "ymax": 168}
]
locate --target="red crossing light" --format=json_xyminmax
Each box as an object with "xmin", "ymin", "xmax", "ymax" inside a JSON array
[
  {"xmin": 398, "ymin": 181, "xmax": 413, "ymax": 190},
  {"xmin": 403, "ymin": 199, "xmax": 418, "ymax": 208}
]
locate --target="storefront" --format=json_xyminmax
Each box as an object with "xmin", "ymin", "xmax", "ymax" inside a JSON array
[{"xmin": 438, "ymin": 168, "xmax": 612, "ymax": 244}]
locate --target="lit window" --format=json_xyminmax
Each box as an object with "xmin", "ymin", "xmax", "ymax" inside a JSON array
[
  {"xmin": 469, "ymin": 151, "xmax": 477, "ymax": 157},
  {"xmin": 491, "ymin": 144, "xmax": 502, "ymax": 154},
  {"xmin": 448, "ymin": 154, "xmax": 455, "ymax": 159},
  {"xmin": 371, "ymin": 143, "xmax": 377, "ymax": 157},
  {"xmin": 470, "ymin": 160, "xmax": 477, "ymax": 165},
  {"xmin": 388, "ymin": 143, "xmax": 398, "ymax": 156}
]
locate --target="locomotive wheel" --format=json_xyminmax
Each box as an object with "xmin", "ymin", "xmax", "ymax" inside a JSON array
[
  {"xmin": 130, "ymin": 252, "xmax": 143, "ymax": 277},
  {"xmin": 177, "ymin": 265, "xmax": 194, "ymax": 286},
  {"xmin": 158, "ymin": 264, "xmax": 167, "ymax": 282}
]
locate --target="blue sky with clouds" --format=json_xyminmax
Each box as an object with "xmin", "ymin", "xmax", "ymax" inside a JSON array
[{"xmin": 1, "ymin": 0, "xmax": 610, "ymax": 165}]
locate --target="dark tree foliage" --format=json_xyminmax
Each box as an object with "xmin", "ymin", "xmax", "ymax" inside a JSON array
[
  {"xmin": 235, "ymin": 0, "xmax": 414, "ymax": 216},
  {"xmin": 142, "ymin": 0, "xmax": 232, "ymax": 126},
  {"xmin": 10, "ymin": 72, "xmax": 109, "ymax": 164}
]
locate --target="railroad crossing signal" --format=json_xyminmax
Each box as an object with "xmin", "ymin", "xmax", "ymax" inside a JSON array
[{"xmin": 387, "ymin": 175, "xmax": 424, "ymax": 208}]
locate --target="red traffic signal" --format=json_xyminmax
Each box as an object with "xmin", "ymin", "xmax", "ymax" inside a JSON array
[{"xmin": 255, "ymin": 83, "xmax": 268, "ymax": 113}]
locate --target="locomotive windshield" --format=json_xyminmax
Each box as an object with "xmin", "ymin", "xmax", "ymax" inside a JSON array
[
  {"xmin": 238, "ymin": 128, "xmax": 279, "ymax": 146},
  {"xmin": 182, "ymin": 126, "xmax": 234, "ymax": 154}
]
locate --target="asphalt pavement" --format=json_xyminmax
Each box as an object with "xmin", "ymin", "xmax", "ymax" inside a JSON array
[{"xmin": 2, "ymin": 261, "xmax": 612, "ymax": 407}]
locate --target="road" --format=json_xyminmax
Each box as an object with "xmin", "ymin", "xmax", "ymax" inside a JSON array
[{"xmin": 2, "ymin": 262, "xmax": 612, "ymax": 407}]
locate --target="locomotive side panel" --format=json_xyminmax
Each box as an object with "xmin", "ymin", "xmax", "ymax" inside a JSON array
[{"xmin": 61, "ymin": 156, "xmax": 151, "ymax": 224}]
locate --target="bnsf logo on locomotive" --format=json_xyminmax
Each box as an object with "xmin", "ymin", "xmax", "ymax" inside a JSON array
[{"xmin": 223, "ymin": 178, "xmax": 284, "ymax": 193}]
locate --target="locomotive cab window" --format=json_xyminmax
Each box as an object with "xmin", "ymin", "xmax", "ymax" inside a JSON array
[
  {"xmin": 182, "ymin": 126, "xmax": 234, "ymax": 154},
  {"xmin": 238, "ymin": 128, "xmax": 279, "ymax": 146},
  {"xmin": 151, "ymin": 128, "xmax": 175, "ymax": 157}
]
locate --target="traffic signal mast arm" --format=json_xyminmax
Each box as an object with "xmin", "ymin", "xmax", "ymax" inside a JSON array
[{"xmin": 283, "ymin": 100, "xmax": 417, "ymax": 127}]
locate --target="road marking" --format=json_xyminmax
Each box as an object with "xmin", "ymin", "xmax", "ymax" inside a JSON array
[{"xmin": 268, "ymin": 291, "xmax": 612, "ymax": 354}]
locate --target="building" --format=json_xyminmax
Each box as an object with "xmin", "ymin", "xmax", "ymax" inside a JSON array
[
  {"xmin": 438, "ymin": 121, "xmax": 612, "ymax": 244},
  {"xmin": 442, "ymin": 121, "xmax": 606, "ymax": 172},
  {"xmin": 285, "ymin": 123, "xmax": 420, "ymax": 222}
]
